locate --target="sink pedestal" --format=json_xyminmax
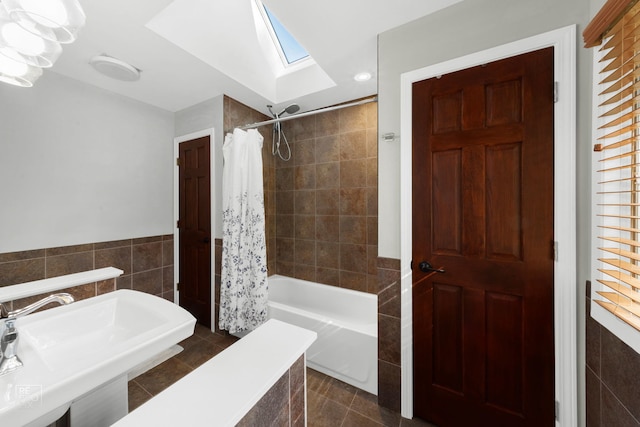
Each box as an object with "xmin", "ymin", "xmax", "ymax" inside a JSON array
[
  {"xmin": 27, "ymin": 376, "xmax": 128, "ymax": 427},
  {"xmin": 69, "ymin": 375, "xmax": 128, "ymax": 427}
]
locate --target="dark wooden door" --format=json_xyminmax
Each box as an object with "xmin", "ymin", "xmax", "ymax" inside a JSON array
[
  {"xmin": 178, "ymin": 136, "xmax": 212, "ymax": 327},
  {"xmin": 412, "ymin": 48, "xmax": 554, "ymax": 426}
]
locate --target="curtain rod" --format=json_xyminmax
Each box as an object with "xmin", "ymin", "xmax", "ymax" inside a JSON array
[{"xmin": 231, "ymin": 96, "xmax": 378, "ymax": 132}]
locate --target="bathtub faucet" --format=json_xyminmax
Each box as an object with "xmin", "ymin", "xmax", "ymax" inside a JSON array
[{"xmin": 0, "ymin": 293, "xmax": 74, "ymax": 375}]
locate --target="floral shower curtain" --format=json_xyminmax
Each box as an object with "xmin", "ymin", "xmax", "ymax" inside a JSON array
[{"xmin": 219, "ymin": 128, "xmax": 268, "ymax": 333}]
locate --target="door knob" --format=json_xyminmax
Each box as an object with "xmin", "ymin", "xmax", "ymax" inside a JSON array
[
  {"xmin": 203, "ymin": 237, "xmax": 210, "ymax": 244},
  {"xmin": 419, "ymin": 261, "xmax": 445, "ymax": 274}
]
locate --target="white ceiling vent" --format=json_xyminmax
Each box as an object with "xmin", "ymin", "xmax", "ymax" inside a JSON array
[{"xmin": 89, "ymin": 54, "xmax": 140, "ymax": 81}]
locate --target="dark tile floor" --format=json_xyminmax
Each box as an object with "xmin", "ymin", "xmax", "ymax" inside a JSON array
[
  {"xmin": 306, "ymin": 368, "xmax": 436, "ymax": 427},
  {"xmin": 128, "ymin": 323, "xmax": 239, "ymax": 409},
  {"xmin": 128, "ymin": 323, "xmax": 436, "ymax": 427}
]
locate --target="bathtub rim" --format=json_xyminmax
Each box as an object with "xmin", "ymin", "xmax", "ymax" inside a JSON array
[
  {"xmin": 267, "ymin": 274, "xmax": 377, "ymax": 337},
  {"xmin": 268, "ymin": 274, "xmax": 378, "ymax": 299}
]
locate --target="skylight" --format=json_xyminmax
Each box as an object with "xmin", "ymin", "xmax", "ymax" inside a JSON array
[{"xmin": 260, "ymin": 3, "xmax": 309, "ymax": 65}]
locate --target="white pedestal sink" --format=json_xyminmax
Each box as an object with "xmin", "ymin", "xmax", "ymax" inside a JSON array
[{"xmin": 0, "ymin": 289, "xmax": 196, "ymax": 426}]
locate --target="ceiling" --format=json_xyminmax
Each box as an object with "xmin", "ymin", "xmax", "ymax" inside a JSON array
[{"xmin": 50, "ymin": 0, "xmax": 462, "ymax": 115}]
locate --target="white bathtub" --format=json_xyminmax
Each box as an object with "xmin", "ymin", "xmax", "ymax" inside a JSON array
[{"xmin": 267, "ymin": 274, "xmax": 378, "ymax": 395}]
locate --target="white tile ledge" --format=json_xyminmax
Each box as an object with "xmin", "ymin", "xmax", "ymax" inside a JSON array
[
  {"xmin": 0, "ymin": 267, "xmax": 123, "ymax": 302},
  {"xmin": 113, "ymin": 319, "xmax": 317, "ymax": 427}
]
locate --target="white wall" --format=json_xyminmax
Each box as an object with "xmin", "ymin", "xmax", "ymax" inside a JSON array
[
  {"xmin": 378, "ymin": 0, "xmax": 593, "ymax": 424},
  {"xmin": 0, "ymin": 72, "xmax": 175, "ymax": 253},
  {"xmin": 174, "ymin": 95, "xmax": 224, "ymax": 238},
  {"xmin": 591, "ymin": 0, "xmax": 606, "ymax": 15}
]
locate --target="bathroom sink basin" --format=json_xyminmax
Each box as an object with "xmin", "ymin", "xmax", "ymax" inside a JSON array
[{"xmin": 0, "ymin": 289, "xmax": 196, "ymax": 426}]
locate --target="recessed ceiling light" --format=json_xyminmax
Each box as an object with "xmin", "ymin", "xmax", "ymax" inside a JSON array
[{"xmin": 354, "ymin": 72, "xmax": 371, "ymax": 82}]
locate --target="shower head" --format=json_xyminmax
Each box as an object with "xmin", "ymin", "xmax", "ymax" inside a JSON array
[{"xmin": 278, "ymin": 103, "xmax": 300, "ymax": 116}]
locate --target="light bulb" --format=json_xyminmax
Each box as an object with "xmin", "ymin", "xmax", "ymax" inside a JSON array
[
  {"xmin": 2, "ymin": 22, "xmax": 45, "ymax": 56},
  {"xmin": 0, "ymin": 49, "xmax": 29, "ymax": 76},
  {"xmin": 18, "ymin": 0, "xmax": 69, "ymax": 27}
]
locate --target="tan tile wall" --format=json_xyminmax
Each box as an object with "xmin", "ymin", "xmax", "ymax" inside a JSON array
[
  {"xmin": 586, "ymin": 280, "xmax": 640, "ymax": 426},
  {"xmin": 0, "ymin": 235, "xmax": 174, "ymax": 311},
  {"xmin": 274, "ymin": 101, "xmax": 378, "ymax": 293},
  {"xmin": 377, "ymin": 257, "xmax": 402, "ymax": 412},
  {"xmin": 237, "ymin": 355, "xmax": 306, "ymax": 426}
]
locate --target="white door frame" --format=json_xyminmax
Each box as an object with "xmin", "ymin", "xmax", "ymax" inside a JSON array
[
  {"xmin": 173, "ymin": 128, "xmax": 216, "ymax": 331},
  {"xmin": 399, "ymin": 25, "xmax": 577, "ymax": 426}
]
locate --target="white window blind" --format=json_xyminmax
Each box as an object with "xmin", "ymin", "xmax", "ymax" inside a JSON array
[{"xmin": 594, "ymin": 1, "xmax": 640, "ymax": 332}]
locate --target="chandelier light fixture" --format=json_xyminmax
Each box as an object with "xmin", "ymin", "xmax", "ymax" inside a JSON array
[{"xmin": 0, "ymin": 0, "xmax": 85, "ymax": 87}]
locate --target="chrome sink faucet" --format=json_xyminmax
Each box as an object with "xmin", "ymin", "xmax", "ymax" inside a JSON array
[{"xmin": 0, "ymin": 293, "xmax": 74, "ymax": 375}]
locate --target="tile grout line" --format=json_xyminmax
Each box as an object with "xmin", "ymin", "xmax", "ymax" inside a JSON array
[
  {"xmin": 131, "ymin": 379, "xmax": 154, "ymax": 400},
  {"xmin": 601, "ymin": 381, "xmax": 640, "ymax": 426}
]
